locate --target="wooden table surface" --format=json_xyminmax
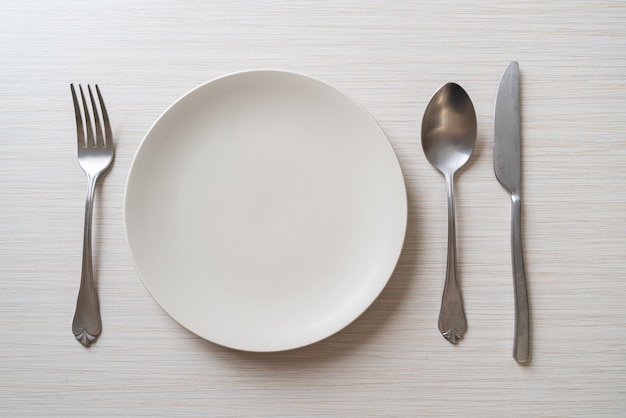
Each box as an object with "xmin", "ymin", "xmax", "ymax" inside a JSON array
[{"xmin": 2, "ymin": 1, "xmax": 625, "ymax": 416}]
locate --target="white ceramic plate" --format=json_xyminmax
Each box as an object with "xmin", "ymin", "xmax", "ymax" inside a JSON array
[{"xmin": 124, "ymin": 70, "xmax": 407, "ymax": 352}]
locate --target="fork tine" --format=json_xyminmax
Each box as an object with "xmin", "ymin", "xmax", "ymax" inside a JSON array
[
  {"xmin": 87, "ymin": 85, "xmax": 104, "ymax": 148},
  {"xmin": 70, "ymin": 84, "xmax": 85, "ymax": 148},
  {"xmin": 95, "ymin": 85, "xmax": 112, "ymax": 148},
  {"xmin": 78, "ymin": 85, "xmax": 95, "ymax": 148}
]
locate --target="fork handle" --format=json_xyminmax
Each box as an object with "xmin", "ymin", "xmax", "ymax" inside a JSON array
[{"xmin": 72, "ymin": 174, "xmax": 102, "ymax": 346}]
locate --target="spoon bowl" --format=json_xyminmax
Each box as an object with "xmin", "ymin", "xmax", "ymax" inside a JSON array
[
  {"xmin": 421, "ymin": 82, "xmax": 477, "ymax": 344},
  {"xmin": 422, "ymin": 83, "xmax": 477, "ymax": 173}
]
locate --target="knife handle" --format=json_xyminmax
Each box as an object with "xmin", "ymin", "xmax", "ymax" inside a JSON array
[{"xmin": 511, "ymin": 193, "xmax": 530, "ymax": 363}]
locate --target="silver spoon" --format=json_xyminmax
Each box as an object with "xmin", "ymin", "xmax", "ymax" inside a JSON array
[{"xmin": 421, "ymin": 82, "xmax": 477, "ymax": 344}]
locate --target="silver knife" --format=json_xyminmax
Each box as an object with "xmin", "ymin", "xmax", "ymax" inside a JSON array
[{"xmin": 494, "ymin": 61, "xmax": 530, "ymax": 364}]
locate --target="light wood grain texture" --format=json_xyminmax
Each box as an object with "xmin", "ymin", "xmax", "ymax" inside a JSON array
[{"xmin": 1, "ymin": 1, "xmax": 625, "ymax": 416}]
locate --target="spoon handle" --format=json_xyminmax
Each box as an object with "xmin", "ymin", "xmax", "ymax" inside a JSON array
[
  {"xmin": 511, "ymin": 193, "xmax": 530, "ymax": 363},
  {"xmin": 438, "ymin": 173, "xmax": 467, "ymax": 344}
]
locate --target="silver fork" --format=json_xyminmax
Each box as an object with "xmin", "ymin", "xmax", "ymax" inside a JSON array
[{"xmin": 70, "ymin": 84, "xmax": 114, "ymax": 346}]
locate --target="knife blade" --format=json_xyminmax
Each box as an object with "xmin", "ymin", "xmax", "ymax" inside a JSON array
[{"xmin": 494, "ymin": 61, "xmax": 530, "ymax": 364}]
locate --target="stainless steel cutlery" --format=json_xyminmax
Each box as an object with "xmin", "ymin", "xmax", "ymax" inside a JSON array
[
  {"xmin": 494, "ymin": 62, "xmax": 530, "ymax": 363},
  {"xmin": 421, "ymin": 83, "xmax": 477, "ymax": 344},
  {"xmin": 420, "ymin": 63, "xmax": 530, "ymax": 362},
  {"xmin": 70, "ymin": 84, "xmax": 114, "ymax": 347}
]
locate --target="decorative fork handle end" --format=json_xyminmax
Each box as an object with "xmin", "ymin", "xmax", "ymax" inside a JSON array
[
  {"xmin": 72, "ymin": 311, "xmax": 101, "ymax": 347},
  {"xmin": 72, "ymin": 265, "xmax": 102, "ymax": 347},
  {"xmin": 72, "ymin": 306, "xmax": 101, "ymax": 347},
  {"xmin": 73, "ymin": 329, "xmax": 100, "ymax": 346}
]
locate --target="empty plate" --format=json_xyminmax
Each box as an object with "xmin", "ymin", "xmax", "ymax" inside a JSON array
[{"xmin": 124, "ymin": 70, "xmax": 407, "ymax": 351}]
